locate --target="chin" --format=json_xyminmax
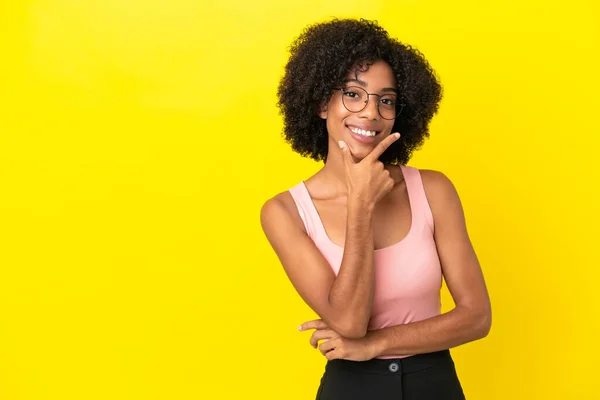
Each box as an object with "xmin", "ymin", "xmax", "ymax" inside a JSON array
[{"xmin": 346, "ymin": 144, "xmax": 372, "ymax": 160}]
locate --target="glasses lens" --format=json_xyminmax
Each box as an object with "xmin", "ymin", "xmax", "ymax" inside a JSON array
[
  {"xmin": 341, "ymin": 87, "xmax": 368, "ymax": 112},
  {"xmin": 341, "ymin": 87, "xmax": 402, "ymax": 120},
  {"xmin": 379, "ymin": 95, "xmax": 398, "ymax": 120}
]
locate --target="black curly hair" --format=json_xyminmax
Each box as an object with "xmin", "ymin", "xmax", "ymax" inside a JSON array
[{"xmin": 276, "ymin": 18, "xmax": 443, "ymax": 165}]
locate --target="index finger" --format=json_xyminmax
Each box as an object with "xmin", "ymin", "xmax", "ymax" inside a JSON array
[
  {"xmin": 298, "ymin": 319, "xmax": 329, "ymax": 331},
  {"xmin": 363, "ymin": 132, "xmax": 400, "ymax": 163}
]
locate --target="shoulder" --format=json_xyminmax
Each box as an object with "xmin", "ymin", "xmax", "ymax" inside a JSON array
[
  {"xmin": 418, "ymin": 169, "xmax": 456, "ymax": 193},
  {"xmin": 260, "ymin": 190, "xmax": 305, "ymax": 233},
  {"xmin": 417, "ymin": 168, "xmax": 462, "ymax": 214},
  {"xmin": 261, "ymin": 191, "xmax": 295, "ymax": 221}
]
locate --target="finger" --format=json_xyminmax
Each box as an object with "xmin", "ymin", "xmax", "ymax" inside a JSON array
[
  {"xmin": 319, "ymin": 338, "xmax": 340, "ymax": 355},
  {"xmin": 310, "ymin": 329, "xmax": 337, "ymax": 348},
  {"xmin": 363, "ymin": 132, "xmax": 400, "ymax": 163},
  {"xmin": 310, "ymin": 329, "xmax": 339, "ymax": 348},
  {"xmin": 298, "ymin": 319, "xmax": 329, "ymax": 331},
  {"xmin": 338, "ymin": 141, "xmax": 355, "ymax": 169},
  {"xmin": 325, "ymin": 348, "xmax": 343, "ymax": 360}
]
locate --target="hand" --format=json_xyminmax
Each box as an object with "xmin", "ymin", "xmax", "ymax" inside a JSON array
[
  {"xmin": 299, "ymin": 319, "xmax": 380, "ymax": 362},
  {"xmin": 339, "ymin": 133, "xmax": 401, "ymax": 207}
]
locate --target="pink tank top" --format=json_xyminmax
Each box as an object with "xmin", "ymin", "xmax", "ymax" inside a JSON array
[{"xmin": 288, "ymin": 165, "xmax": 442, "ymax": 359}]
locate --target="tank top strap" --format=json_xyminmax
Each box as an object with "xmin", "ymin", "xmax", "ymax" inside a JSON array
[
  {"xmin": 288, "ymin": 182, "xmax": 319, "ymax": 239},
  {"xmin": 400, "ymin": 165, "xmax": 434, "ymax": 233}
]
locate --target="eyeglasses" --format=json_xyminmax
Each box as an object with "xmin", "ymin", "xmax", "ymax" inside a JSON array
[{"xmin": 335, "ymin": 86, "xmax": 405, "ymax": 120}]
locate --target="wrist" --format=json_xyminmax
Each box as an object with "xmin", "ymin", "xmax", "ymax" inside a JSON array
[{"xmin": 347, "ymin": 197, "xmax": 375, "ymax": 216}]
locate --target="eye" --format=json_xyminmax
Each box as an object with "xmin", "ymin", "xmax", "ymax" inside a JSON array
[
  {"xmin": 342, "ymin": 90, "xmax": 360, "ymax": 98},
  {"xmin": 380, "ymin": 97, "xmax": 397, "ymax": 106}
]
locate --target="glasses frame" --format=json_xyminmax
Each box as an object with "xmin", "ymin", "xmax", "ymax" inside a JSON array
[{"xmin": 335, "ymin": 86, "xmax": 405, "ymax": 120}]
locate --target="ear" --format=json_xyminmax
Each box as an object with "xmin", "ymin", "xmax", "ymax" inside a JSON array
[{"xmin": 318, "ymin": 102, "xmax": 328, "ymax": 119}]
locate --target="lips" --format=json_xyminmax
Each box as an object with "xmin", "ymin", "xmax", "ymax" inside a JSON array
[
  {"xmin": 346, "ymin": 125, "xmax": 379, "ymax": 144},
  {"xmin": 346, "ymin": 125, "xmax": 380, "ymax": 136}
]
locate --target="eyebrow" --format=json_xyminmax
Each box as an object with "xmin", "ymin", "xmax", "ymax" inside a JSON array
[{"xmin": 343, "ymin": 78, "xmax": 398, "ymax": 93}]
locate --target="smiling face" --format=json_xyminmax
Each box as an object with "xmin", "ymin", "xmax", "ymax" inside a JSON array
[{"xmin": 319, "ymin": 59, "xmax": 398, "ymax": 160}]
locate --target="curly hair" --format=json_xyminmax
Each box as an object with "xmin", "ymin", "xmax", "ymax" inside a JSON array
[{"xmin": 276, "ymin": 18, "xmax": 443, "ymax": 165}]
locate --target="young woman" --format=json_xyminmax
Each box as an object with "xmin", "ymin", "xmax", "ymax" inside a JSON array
[{"xmin": 261, "ymin": 18, "xmax": 491, "ymax": 400}]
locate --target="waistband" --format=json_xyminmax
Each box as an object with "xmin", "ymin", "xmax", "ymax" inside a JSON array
[{"xmin": 325, "ymin": 349, "xmax": 454, "ymax": 375}]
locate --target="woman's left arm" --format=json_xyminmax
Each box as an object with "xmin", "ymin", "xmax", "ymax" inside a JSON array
[
  {"xmin": 366, "ymin": 169, "xmax": 492, "ymax": 356},
  {"xmin": 301, "ymin": 170, "xmax": 492, "ymax": 360}
]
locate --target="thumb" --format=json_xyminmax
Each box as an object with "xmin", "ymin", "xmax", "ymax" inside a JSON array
[{"xmin": 338, "ymin": 141, "xmax": 354, "ymax": 167}]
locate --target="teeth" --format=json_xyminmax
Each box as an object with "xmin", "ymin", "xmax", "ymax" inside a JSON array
[{"xmin": 350, "ymin": 127, "xmax": 377, "ymax": 137}]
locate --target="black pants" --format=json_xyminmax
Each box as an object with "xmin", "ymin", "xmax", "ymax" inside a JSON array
[{"xmin": 315, "ymin": 350, "xmax": 465, "ymax": 400}]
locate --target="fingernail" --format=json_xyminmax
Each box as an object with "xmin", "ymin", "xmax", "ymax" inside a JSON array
[
  {"xmin": 394, "ymin": 133, "xmax": 400, "ymax": 138},
  {"xmin": 338, "ymin": 141, "xmax": 346, "ymax": 149},
  {"xmin": 298, "ymin": 325, "xmax": 303, "ymax": 331}
]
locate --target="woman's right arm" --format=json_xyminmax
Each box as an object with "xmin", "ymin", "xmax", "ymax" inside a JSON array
[
  {"xmin": 260, "ymin": 194, "xmax": 376, "ymax": 339},
  {"xmin": 261, "ymin": 134, "xmax": 400, "ymax": 338}
]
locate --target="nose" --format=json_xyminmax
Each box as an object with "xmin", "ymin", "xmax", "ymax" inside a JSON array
[{"xmin": 359, "ymin": 94, "xmax": 380, "ymax": 120}]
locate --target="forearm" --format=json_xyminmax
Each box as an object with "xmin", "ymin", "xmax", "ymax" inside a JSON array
[
  {"xmin": 328, "ymin": 201, "xmax": 375, "ymax": 337},
  {"xmin": 368, "ymin": 306, "xmax": 491, "ymax": 356}
]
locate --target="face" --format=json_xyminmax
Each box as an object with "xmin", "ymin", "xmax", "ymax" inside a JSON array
[{"xmin": 319, "ymin": 59, "xmax": 398, "ymax": 160}]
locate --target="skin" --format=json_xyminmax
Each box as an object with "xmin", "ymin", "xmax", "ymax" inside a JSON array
[{"xmin": 262, "ymin": 59, "xmax": 491, "ymax": 360}]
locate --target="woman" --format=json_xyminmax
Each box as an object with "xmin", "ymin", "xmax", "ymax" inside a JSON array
[{"xmin": 261, "ymin": 18, "xmax": 491, "ymax": 400}]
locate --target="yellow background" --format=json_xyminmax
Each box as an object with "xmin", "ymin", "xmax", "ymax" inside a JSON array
[{"xmin": 1, "ymin": 1, "xmax": 598, "ymax": 399}]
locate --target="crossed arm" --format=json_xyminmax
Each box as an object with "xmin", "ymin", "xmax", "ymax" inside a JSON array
[{"xmin": 263, "ymin": 169, "xmax": 491, "ymax": 360}]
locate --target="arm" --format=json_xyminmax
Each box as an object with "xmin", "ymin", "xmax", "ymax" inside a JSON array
[
  {"xmin": 366, "ymin": 170, "xmax": 492, "ymax": 355},
  {"xmin": 261, "ymin": 194, "xmax": 376, "ymax": 338}
]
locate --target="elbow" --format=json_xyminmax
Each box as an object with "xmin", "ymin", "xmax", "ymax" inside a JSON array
[
  {"xmin": 325, "ymin": 301, "xmax": 370, "ymax": 338},
  {"xmin": 332, "ymin": 320, "xmax": 368, "ymax": 339},
  {"xmin": 474, "ymin": 308, "xmax": 492, "ymax": 339},
  {"xmin": 342, "ymin": 326, "xmax": 368, "ymax": 339},
  {"xmin": 460, "ymin": 303, "xmax": 491, "ymax": 340}
]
